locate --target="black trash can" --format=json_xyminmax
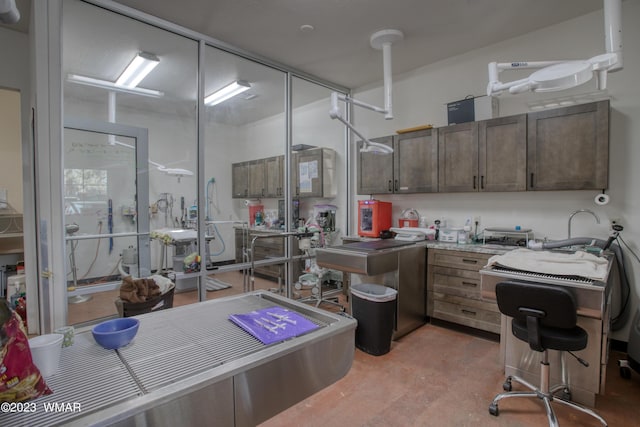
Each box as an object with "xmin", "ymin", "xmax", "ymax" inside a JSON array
[{"xmin": 350, "ymin": 283, "xmax": 397, "ymax": 356}]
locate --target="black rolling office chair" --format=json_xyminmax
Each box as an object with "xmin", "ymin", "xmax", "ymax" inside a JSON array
[{"xmin": 489, "ymin": 280, "xmax": 607, "ymax": 427}]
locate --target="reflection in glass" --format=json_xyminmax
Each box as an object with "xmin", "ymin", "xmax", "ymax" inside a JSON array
[
  {"xmin": 203, "ymin": 45, "xmax": 286, "ymax": 273},
  {"xmin": 64, "ymin": 128, "xmax": 139, "ymax": 309},
  {"xmin": 291, "ymin": 77, "xmax": 347, "ymax": 308},
  {"xmin": 62, "ymin": 0, "xmax": 198, "ymax": 323}
]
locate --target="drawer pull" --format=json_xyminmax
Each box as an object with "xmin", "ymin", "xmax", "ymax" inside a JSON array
[
  {"xmin": 461, "ymin": 309, "xmax": 477, "ymax": 316},
  {"xmin": 462, "ymin": 258, "xmax": 478, "ymax": 264},
  {"xmin": 461, "ymin": 281, "xmax": 477, "ymax": 287}
]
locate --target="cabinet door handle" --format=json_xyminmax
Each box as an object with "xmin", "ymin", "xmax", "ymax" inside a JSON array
[
  {"xmin": 473, "ymin": 175, "xmax": 477, "ymax": 189},
  {"xmin": 262, "ymin": 189, "xmax": 265, "ymax": 197},
  {"xmin": 388, "ymin": 180, "xmax": 393, "ymax": 192},
  {"xmin": 530, "ymin": 173, "xmax": 534, "ymax": 188},
  {"xmin": 461, "ymin": 309, "xmax": 477, "ymax": 316},
  {"xmin": 394, "ymin": 179, "xmax": 399, "ymax": 192},
  {"xmin": 462, "ymin": 258, "xmax": 478, "ymax": 264},
  {"xmin": 461, "ymin": 281, "xmax": 477, "ymax": 287},
  {"xmin": 480, "ymin": 175, "xmax": 484, "ymax": 189}
]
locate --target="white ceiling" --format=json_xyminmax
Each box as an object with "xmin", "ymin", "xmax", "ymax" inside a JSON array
[
  {"xmin": 2, "ymin": 0, "xmax": 607, "ymax": 125},
  {"xmin": 111, "ymin": 0, "xmax": 605, "ymax": 90}
]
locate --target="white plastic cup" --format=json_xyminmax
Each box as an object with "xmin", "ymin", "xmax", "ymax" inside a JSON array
[{"xmin": 29, "ymin": 334, "xmax": 64, "ymax": 377}]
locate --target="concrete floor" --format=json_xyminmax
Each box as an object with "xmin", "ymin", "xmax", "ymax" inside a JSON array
[{"xmin": 260, "ymin": 324, "xmax": 640, "ymax": 427}]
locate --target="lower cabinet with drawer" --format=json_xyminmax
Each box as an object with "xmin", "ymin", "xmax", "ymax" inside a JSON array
[{"xmin": 427, "ymin": 249, "xmax": 500, "ymax": 334}]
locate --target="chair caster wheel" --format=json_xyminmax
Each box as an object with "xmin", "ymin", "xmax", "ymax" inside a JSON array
[
  {"xmin": 559, "ymin": 388, "xmax": 572, "ymax": 401},
  {"xmin": 502, "ymin": 379, "xmax": 512, "ymax": 392},
  {"xmin": 489, "ymin": 403, "xmax": 499, "ymax": 416}
]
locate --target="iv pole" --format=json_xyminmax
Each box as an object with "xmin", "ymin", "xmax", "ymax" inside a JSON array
[{"xmin": 329, "ymin": 29, "xmax": 404, "ymax": 154}]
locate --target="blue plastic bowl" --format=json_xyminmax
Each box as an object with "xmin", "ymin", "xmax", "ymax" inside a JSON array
[{"xmin": 92, "ymin": 318, "xmax": 139, "ymax": 350}]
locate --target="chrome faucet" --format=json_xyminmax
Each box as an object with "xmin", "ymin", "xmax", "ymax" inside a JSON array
[{"xmin": 568, "ymin": 209, "xmax": 600, "ymax": 238}]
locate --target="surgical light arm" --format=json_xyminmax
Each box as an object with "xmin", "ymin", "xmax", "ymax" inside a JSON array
[
  {"xmin": 0, "ymin": 0, "xmax": 19, "ymax": 24},
  {"xmin": 487, "ymin": 54, "xmax": 620, "ymax": 96},
  {"xmin": 487, "ymin": 0, "xmax": 622, "ymax": 97},
  {"xmin": 329, "ymin": 92, "xmax": 393, "ymax": 154},
  {"xmin": 109, "ymin": 138, "xmax": 194, "ymax": 180},
  {"xmin": 328, "ymin": 29, "xmax": 403, "ymax": 155}
]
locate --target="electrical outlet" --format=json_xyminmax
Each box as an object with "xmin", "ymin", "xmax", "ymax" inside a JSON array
[
  {"xmin": 611, "ymin": 218, "xmax": 621, "ymax": 227},
  {"xmin": 474, "ymin": 216, "xmax": 481, "ymax": 225}
]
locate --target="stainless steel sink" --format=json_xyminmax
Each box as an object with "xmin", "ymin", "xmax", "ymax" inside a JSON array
[{"xmin": 315, "ymin": 240, "xmax": 417, "ymax": 275}]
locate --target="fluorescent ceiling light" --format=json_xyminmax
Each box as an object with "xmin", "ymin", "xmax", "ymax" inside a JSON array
[
  {"xmin": 205, "ymin": 80, "xmax": 251, "ymax": 106},
  {"xmin": 67, "ymin": 74, "xmax": 164, "ymax": 98},
  {"xmin": 116, "ymin": 52, "xmax": 160, "ymax": 88}
]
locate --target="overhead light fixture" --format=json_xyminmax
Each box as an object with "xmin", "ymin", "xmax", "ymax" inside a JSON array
[
  {"xmin": 0, "ymin": 0, "xmax": 20, "ymax": 24},
  {"xmin": 205, "ymin": 80, "xmax": 251, "ymax": 106},
  {"xmin": 329, "ymin": 29, "xmax": 404, "ymax": 155},
  {"xmin": 487, "ymin": 0, "xmax": 623, "ymax": 96},
  {"xmin": 66, "ymin": 52, "xmax": 162, "ymax": 98},
  {"xmin": 108, "ymin": 139, "xmax": 193, "ymax": 182},
  {"xmin": 67, "ymin": 74, "xmax": 164, "ymax": 98},
  {"xmin": 115, "ymin": 52, "xmax": 160, "ymax": 88}
]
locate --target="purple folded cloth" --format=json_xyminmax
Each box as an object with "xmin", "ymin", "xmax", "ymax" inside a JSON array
[{"xmin": 229, "ymin": 306, "xmax": 320, "ymax": 345}]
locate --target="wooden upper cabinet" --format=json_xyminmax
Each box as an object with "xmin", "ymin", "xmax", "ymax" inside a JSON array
[
  {"xmin": 293, "ymin": 148, "xmax": 336, "ymax": 198},
  {"xmin": 233, "ymin": 156, "xmax": 284, "ymax": 199},
  {"xmin": 438, "ymin": 122, "xmax": 478, "ymax": 192},
  {"xmin": 527, "ymin": 100, "xmax": 609, "ymax": 190},
  {"xmin": 264, "ymin": 155, "xmax": 283, "ymax": 198},
  {"xmin": 357, "ymin": 136, "xmax": 394, "ymax": 194},
  {"xmin": 479, "ymin": 114, "xmax": 527, "ymax": 192},
  {"xmin": 231, "ymin": 161, "xmax": 249, "ymax": 198},
  {"xmin": 394, "ymin": 128, "xmax": 438, "ymax": 193},
  {"xmin": 247, "ymin": 159, "xmax": 266, "ymax": 198},
  {"xmin": 357, "ymin": 130, "xmax": 438, "ymax": 195}
]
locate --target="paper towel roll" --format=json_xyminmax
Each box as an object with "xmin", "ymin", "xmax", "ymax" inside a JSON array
[{"xmin": 595, "ymin": 193, "xmax": 610, "ymax": 205}]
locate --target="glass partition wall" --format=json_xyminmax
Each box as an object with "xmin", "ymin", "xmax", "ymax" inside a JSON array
[
  {"xmin": 202, "ymin": 46, "xmax": 288, "ymax": 297},
  {"xmin": 56, "ymin": 0, "xmax": 348, "ymax": 326},
  {"xmin": 62, "ymin": 0, "xmax": 198, "ymax": 324}
]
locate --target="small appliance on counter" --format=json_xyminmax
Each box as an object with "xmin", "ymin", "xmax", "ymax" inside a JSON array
[
  {"xmin": 313, "ymin": 204, "xmax": 337, "ymax": 232},
  {"xmin": 247, "ymin": 202, "xmax": 264, "ymax": 227},
  {"xmin": 398, "ymin": 208, "xmax": 419, "ymax": 228},
  {"xmin": 358, "ymin": 200, "xmax": 392, "ymax": 237},
  {"xmin": 438, "ymin": 228, "xmax": 460, "ymax": 243}
]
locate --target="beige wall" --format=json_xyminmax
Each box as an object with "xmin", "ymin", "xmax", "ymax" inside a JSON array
[{"xmin": 0, "ymin": 88, "xmax": 22, "ymax": 213}]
